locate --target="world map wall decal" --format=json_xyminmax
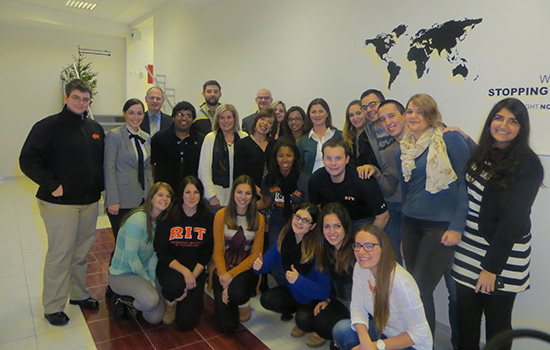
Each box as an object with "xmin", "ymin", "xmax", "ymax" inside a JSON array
[{"xmin": 365, "ymin": 18, "xmax": 483, "ymax": 89}]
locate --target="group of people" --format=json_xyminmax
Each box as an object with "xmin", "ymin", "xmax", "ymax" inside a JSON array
[{"xmin": 19, "ymin": 78, "xmax": 543, "ymax": 350}]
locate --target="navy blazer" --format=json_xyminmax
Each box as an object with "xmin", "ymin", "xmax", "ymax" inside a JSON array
[{"xmin": 141, "ymin": 111, "xmax": 172, "ymax": 135}]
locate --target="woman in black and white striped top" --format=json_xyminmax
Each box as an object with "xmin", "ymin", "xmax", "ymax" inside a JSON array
[{"xmin": 451, "ymin": 97, "xmax": 544, "ymax": 350}]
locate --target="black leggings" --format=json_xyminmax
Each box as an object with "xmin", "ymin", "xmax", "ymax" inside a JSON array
[
  {"xmin": 260, "ymin": 285, "xmax": 319, "ymax": 325},
  {"xmin": 212, "ymin": 270, "xmax": 258, "ymax": 335},
  {"xmin": 157, "ymin": 266, "xmax": 206, "ymax": 331},
  {"xmin": 456, "ymin": 283, "xmax": 516, "ymax": 350},
  {"xmin": 296, "ymin": 299, "xmax": 350, "ymax": 340}
]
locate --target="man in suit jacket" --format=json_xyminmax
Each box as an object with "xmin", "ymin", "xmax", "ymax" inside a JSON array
[
  {"xmin": 142, "ymin": 87, "xmax": 172, "ymax": 135},
  {"xmin": 241, "ymin": 88, "xmax": 272, "ymax": 134}
]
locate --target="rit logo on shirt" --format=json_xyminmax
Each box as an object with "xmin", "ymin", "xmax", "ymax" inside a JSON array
[{"xmin": 169, "ymin": 226, "xmax": 205, "ymax": 241}]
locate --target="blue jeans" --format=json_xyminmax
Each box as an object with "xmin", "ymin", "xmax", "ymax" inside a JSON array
[{"xmin": 332, "ymin": 318, "xmax": 415, "ymax": 350}]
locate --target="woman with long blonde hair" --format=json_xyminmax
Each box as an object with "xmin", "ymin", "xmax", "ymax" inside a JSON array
[{"xmin": 332, "ymin": 225, "xmax": 432, "ymax": 350}]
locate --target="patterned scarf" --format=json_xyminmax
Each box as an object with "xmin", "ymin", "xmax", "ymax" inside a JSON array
[{"xmin": 400, "ymin": 127, "xmax": 457, "ymax": 194}]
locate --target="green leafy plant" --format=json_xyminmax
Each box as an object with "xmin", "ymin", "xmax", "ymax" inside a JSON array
[{"xmin": 60, "ymin": 54, "xmax": 99, "ymax": 96}]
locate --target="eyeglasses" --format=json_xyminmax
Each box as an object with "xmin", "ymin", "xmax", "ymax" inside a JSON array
[
  {"xmin": 175, "ymin": 112, "xmax": 193, "ymax": 119},
  {"xmin": 288, "ymin": 117, "xmax": 303, "ymax": 123},
  {"xmin": 360, "ymin": 101, "xmax": 380, "ymax": 111},
  {"xmin": 69, "ymin": 95, "xmax": 91, "ymax": 104},
  {"xmin": 256, "ymin": 96, "xmax": 271, "ymax": 100},
  {"xmin": 352, "ymin": 242, "xmax": 380, "ymax": 252},
  {"xmin": 293, "ymin": 213, "xmax": 313, "ymax": 225}
]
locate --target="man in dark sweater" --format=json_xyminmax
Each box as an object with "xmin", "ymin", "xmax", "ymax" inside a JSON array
[
  {"xmin": 151, "ymin": 101, "xmax": 204, "ymax": 193},
  {"xmin": 19, "ymin": 79, "xmax": 104, "ymax": 326},
  {"xmin": 309, "ymin": 138, "xmax": 389, "ymax": 232}
]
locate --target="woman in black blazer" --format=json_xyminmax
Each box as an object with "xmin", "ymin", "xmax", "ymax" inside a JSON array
[{"xmin": 451, "ymin": 98, "xmax": 544, "ymax": 350}]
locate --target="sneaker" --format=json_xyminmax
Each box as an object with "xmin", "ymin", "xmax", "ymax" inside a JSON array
[
  {"xmin": 238, "ymin": 305, "xmax": 251, "ymax": 322},
  {"xmin": 291, "ymin": 325, "xmax": 306, "ymax": 338},
  {"xmin": 306, "ymin": 332, "xmax": 326, "ymax": 347},
  {"xmin": 163, "ymin": 300, "xmax": 177, "ymax": 324},
  {"xmin": 44, "ymin": 311, "xmax": 70, "ymax": 326}
]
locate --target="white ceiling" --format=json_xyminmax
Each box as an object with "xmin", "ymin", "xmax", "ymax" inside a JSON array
[{"xmin": 5, "ymin": 0, "xmax": 171, "ymax": 25}]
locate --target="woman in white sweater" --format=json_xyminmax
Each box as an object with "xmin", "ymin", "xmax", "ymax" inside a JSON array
[
  {"xmin": 333, "ymin": 225, "xmax": 432, "ymax": 350},
  {"xmin": 198, "ymin": 104, "xmax": 248, "ymax": 211}
]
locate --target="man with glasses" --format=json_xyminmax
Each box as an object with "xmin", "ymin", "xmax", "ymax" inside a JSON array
[
  {"xmin": 142, "ymin": 87, "xmax": 172, "ymax": 136},
  {"xmin": 360, "ymin": 89, "xmax": 396, "ymax": 160},
  {"xmin": 241, "ymin": 88, "xmax": 273, "ymax": 134},
  {"xmin": 309, "ymin": 138, "xmax": 388, "ymax": 232},
  {"xmin": 20, "ymin": 79, "xmax": 104, "ymax": 326},
  {"xmin": 151, "ymin": 101, "xmax": 204, "ymax": 192}
]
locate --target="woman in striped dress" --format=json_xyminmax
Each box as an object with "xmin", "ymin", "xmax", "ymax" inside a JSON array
[{"xmin": 452, "ymin": 97, "xmax": 544, "ymax": 350}]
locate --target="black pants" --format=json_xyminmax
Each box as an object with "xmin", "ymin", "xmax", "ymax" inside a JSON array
[
  {"xmin": 401, "ymin": 216, "xmax": 456, "ymax": 336},
  {"xmin": 157, "ymin": 266, "xmax": 206, "ymax": 331},
  {"xmin": 212, "ymin": 270, "xmax": 258, "ymax": 335},
  {"xmin": 456, "ymin": 283, "xmax": 516, "ymax": 350},
  {"xmin": 296, "ymin": 299, "xmax": 350, "ymax": 340},
  {"xmin": 260, "ymin": 285, "xmax": 319, "ymax": 325}
]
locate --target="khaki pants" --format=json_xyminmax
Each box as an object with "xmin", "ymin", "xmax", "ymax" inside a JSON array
[{"xmin": 38, "ymin": 199, "xmax": 98, "ymax": 314}]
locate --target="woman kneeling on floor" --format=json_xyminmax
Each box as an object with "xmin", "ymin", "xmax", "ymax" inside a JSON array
[
  {"xmin": 108, "ymin": 182, "xmax": 173, "ymax": 324},
  {"xmin": 154, "ymin": 176, "xmax": 214, "ymax": 330},
  {"xmin": 212, "ymin": 175, "xmax": 265, "ymax": 334},
  {"xmin": 253, "ymin": 202, "xmax": 330, "ymax": 346},
  {"xmin": 333, "ymin": 225, "xmax": 432, "ymax": 350}
]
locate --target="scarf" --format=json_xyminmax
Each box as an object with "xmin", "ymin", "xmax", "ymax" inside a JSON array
[
  {"xmin": 212, "ymin": 129, "xmax": 241, "ymax": 188},
  {"xmin": 281, "ymin": 232, "xmax": 313, "ymax": 276},
  {"xmin": 400, "ymin": 127, "xmax": 457, "ymax": 194}
]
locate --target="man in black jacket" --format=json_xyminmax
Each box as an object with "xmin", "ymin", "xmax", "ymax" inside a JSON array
[{"xmin": 19, "ymin": 79, "xmax": 104, "ymax": 326}]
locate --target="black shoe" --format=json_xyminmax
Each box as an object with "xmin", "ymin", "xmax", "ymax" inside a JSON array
[
  {"xmin": 105, "ymin": 285, "xmax": 115, "ymax": 299},
  {"xmin": 44, "ymin": 311, "xmax": 70, "ymax": 326},
  {"xmin": 69, "ymin": 297, "xmax": 99, "ymax": 310},
  {"xmin": 280, "ymin": 313, "xmax": 293, "ymax": 321},
  {"xmin": 115, "ymin": 295, "xmax": 134, "ymax": 308},
  {"xmin": 114, "ymin": 296, "xmax": 134, "ymax": 322}
]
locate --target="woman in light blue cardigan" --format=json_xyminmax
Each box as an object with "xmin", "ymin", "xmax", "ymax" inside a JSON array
[{"xmin": 109, "ymin": 182, "xmax": 173, "ymax": 324}]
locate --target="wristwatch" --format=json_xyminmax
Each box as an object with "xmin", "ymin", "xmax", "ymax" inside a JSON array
[{"xmin": 376, "ymin": 339, "xmax": 386, "ymax": 350}]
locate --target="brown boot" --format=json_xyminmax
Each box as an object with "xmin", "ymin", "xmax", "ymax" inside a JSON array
[
  {"xmin": 238, "ymin": 305, "xmax": 251, "ymax": 322},
  {"xmin": 306, "ymin": 332, "xmax": 326, "ymax": 347},
  {"xmin": 291, "ymin": 325, "xmax": 306, "ymax": 338},
  {"xmin": 162, "ymin": 301, "xmax": 176, "ymax": 324}
]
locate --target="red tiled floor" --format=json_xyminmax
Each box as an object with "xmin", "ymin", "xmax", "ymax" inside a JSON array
[
  {"xmin": 94, "ymin": 250, "xmax": 114, "ymax": 262},
  {"xmin": 172, "ymin": 341, "xmax": 213, "ymax": 350},
  {"xmin": 87, "ymin": 317, "xmax": 142, "ymax": 343},
  {"xmin": 86, "ymin": 271, "xmax": 109, "ymax": 288},
  {"xmin": 87, "ymin": 261, "xmax": 103, "ymax": 274},
  {"xmin": 145, "ymin": 325, "xmax": 204, "ymax": 350},
  {"xmin": 84, "ymin": 228, "xmax": 269, "ymax": 350},
  {"xmin": 207, "ymin": 329, "xmax": 270, "ymax": 350},
  {"xmin": 91, "ymin": 241, "xmax": 115, "ymax": 253},
  {"xmin": 95, "ymin": 332, "xmax": 155, "ymax": 350}
]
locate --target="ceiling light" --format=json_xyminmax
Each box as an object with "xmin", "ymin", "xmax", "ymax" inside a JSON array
[{"xmin": 65, "ymin": 1, "xmax": 98, "ymax": 11}]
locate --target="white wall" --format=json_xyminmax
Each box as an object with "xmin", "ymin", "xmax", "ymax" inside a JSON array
[
  {"xmin": 147, "ymin": 0, "xmax": 550, "ymax": 344},
  {"xmin": 0, "ymin": 23, "xmax": 126, "ymax": 177},
  {"xmin": 126, "ymin": 17, "xmax": 155, "ymax": 102}
]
